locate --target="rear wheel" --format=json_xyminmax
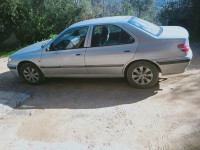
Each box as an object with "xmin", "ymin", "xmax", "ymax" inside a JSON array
[
  {"xmin": 20, "ymin": 63, "xmax": 45, "ymax": 85},
  {"xmin": 126, "ymin": 61, "xmax": 159, "ymax": 88}
]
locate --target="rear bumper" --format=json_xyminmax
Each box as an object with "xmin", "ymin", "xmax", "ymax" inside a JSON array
[
  {"xmin": 156, "ymin": 47, "xmax": 193, "ymax": 75},
  {"xmin": 157, "ymin": 59, "xmax": 190, "ymax": 65},
  {"xmin": 156, "ymin": 58, "xmax": 192, "ymax": 75}
]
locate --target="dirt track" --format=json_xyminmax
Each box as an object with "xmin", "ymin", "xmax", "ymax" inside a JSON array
[{"xmin": 0, "ymin": 42, "xmax": 200, "ymax": 150}]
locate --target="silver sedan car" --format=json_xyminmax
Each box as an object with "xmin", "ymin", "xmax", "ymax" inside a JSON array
[{"xmin": 7, "ymin": 16, "xmax": 193, "ymax": 88}]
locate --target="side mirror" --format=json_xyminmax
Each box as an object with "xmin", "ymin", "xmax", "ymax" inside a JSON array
[
  {"xmin": 45, "ymin": 47, "xmax": 50, "ymax": 51},
  {"xmin": 45, "ymin": 43, "xmax": 53, "ymax": 51}
]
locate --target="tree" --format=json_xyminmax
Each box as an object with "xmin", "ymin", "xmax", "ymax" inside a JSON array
[
  {"xmin": 158, "ymin": 0, "xmax": 200, "ymax": 38},
  {"xmin": 130, "ymin": 0, "xmax": 155, "ymax": 18},
  {"xmin": 0, "ymin": 0, "xmax": 160, "ymax": 50},
  {"xmin": 191, "ymin": 0, "xmax": 200, "ymax": 37}
]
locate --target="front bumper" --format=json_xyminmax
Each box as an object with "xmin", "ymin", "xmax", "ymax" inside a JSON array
[{"xmin": 7, "ymin": 64, "xmax": 19, "ymax": 77}]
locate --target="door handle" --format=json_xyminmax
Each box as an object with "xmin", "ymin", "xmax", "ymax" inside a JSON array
[
  {"xmin": 76, "ymin": 53, "xmax": 81, "ymax": 56},
  {"xmin": 124, "ymin": 50, "xmax": 130, "ymax": 52}
]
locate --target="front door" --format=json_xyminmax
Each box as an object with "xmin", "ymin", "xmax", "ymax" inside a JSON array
[
  {"xmin": 85, "ymin": 24, "xmax": 138, "ymax": 75},
  {"xmin": 41, "ymin": 26, "xmax": 89, "ymax": 77}
]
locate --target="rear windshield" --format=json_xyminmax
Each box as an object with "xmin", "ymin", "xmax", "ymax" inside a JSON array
[{"xmin": 129, "ymin": 17, "xmax": 162, "ymax": 36}]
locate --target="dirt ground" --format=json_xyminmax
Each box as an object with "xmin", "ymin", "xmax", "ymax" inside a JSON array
[{"xmin": 0, "ymin": 42, "xmax": 200, "ymax": 150}]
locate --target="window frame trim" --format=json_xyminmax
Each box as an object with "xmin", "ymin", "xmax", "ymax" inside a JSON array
[{"xmin": 89, "ymin": 24, "xmax": 135, "ymax": 48}]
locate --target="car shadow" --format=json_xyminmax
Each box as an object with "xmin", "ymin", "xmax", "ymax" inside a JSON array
[{"xmin": 0, "ymin": 71, "xmax": 165, "ymax": 110}]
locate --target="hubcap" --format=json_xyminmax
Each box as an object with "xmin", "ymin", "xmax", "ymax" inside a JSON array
[
  {"xmin": 132, "ymin": 66, "xmax": 153, "ymax": 85},
  {"xmin": 23, "ymin": 67, "xmax": 39, "ymax": 83}
]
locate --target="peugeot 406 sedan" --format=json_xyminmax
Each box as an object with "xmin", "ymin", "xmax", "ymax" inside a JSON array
[{"xmin": 7, "ymin": 16, "xmax": 193, "ymax": 88}]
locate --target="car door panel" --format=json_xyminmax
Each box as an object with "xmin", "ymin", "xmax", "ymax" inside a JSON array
[
  {"xmin": 85, "ymin": 44, "xmax": 136, "ymax": 74},
  {"xmin": 41, "ymin": 49, "xmax": 87, "ymax": 76},
  {"xmin": 40, "ymin": 26, "xmax": 90, "ymax": 76},
  {"xmin": 85, "ymin": 24, "xmax": 138, "ymax": 75}
]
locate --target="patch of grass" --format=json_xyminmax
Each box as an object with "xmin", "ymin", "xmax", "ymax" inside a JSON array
[
  {"xmin": 0, "ymin": 46, "xmax": 25, "ymax": 58},
  {"xmin": 0, "ymin": 50, "xmax": 17, "ymax": 58}
]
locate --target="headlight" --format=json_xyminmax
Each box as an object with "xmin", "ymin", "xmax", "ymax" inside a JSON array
[{"xmin": 8, "ymin": 58, "xmax": 11, "ymax": 63}]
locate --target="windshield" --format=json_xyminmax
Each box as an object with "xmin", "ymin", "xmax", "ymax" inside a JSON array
[{"xmin": 129, "ymin": 17, "xmax": 162, "ymax": 36}]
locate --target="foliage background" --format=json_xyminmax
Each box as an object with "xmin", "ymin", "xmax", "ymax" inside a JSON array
[{"xmin": 0, "ymin": 0, "xmax": 200, "ymax": 52}]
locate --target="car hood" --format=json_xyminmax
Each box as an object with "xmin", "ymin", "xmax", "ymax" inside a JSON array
[
  {"xmin": 159, "ymin": 26, "xmax": 189, "ymax": 39},
  {"xmin": 11, "ymin": 39, "xmax": 51, "ymax": 56}
]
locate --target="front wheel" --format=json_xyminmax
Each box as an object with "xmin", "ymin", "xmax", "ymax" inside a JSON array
[
  {"xmin": 126, "ymin": 61, "xmax": 159, "ymax": 88},
  {"xmin": 20, "ymin": 63, "xmax": 45, "ymax": 85}
]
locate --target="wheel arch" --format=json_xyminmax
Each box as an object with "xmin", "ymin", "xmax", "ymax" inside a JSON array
[
  {"xmin": 123, "ymin": 59, "xmax": 162, "ymax": 77},
  {"xmin": 17, "ymin": 60, "xmax": 43, "ymax": 77}
]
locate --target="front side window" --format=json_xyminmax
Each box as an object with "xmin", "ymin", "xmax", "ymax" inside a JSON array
[
  {"xmin": 51, "ymin": 27, "xmax": 88, "ymax": 51},
  {"xmin": 91, "ymin": 25, "xmax": 135, "ymax": 47}
]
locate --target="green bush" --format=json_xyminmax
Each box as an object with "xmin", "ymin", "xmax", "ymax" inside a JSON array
[
  {"xmin": 0, "ymin": 0, "xmax": 92, "ymax": 46},
  {"xmin": 0, "ymin": 33, "xmax": 58, "ymax": 57}
]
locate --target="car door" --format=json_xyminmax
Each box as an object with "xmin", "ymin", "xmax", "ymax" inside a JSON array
[
  {"xmin": 41, "ymin": 26, "xmax": 90, "ymax": 77},
  {"xmin": 85, "ymin": 24, "xmax": 138, "ymax": 75}
]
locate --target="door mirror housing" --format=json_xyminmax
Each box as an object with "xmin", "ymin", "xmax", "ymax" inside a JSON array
[
  {"xmin": 45, "ymin": 47, "xmax": 50, "ymax": 51},
  {"xmin": 45, "ymin": 43, "xmax": 54, "ymax": 52}
]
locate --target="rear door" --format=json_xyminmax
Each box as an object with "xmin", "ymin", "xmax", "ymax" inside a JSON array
[{"xmin": 85, "ymin": 24, "xmax": 138, "ymax": 75}]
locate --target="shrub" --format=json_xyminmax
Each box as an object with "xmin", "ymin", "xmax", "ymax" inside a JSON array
[{"xmin": 0, "ymin": 0, "xmax": 92, "ymax": 46}]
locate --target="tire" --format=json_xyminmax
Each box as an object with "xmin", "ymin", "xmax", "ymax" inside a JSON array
[
  {"xmin": 20, "ymin": 63, "xmax": 45, "ymax": 85},
  {"xmin": 126, "ymin": 61, "xmax": 159, "ymax": 88}
]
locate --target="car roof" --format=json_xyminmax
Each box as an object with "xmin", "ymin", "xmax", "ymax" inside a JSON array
[{"xmin": 70, "ymin": 16, "xmax": 133, "ymax": 27}]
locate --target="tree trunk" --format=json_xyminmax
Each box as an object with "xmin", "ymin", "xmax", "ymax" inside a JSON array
[{"xmin": 138, "ymin": 7, "xmax": 142, "ymax": 18}]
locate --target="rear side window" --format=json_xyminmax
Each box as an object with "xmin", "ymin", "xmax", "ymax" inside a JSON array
[{"xmin": 91, "ymin": 25, "xmax": 135, "ymax": 47}]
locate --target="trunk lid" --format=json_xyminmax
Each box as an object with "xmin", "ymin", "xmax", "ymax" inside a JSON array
[{"xmin": 159, "ymin": 26, "xmax": 189, "ymax": 39}]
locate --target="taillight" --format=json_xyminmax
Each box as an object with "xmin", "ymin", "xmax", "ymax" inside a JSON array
[{"xmin": 178, "ymin": 43, "xmax": 189, "ymax": 53}]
